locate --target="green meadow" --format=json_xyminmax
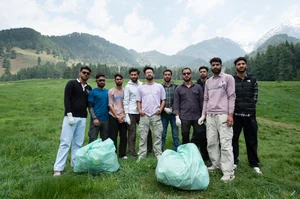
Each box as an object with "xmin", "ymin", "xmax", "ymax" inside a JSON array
[{"xmin": 0, "ymin": 79, "xmax": 299, "ymax": 199}]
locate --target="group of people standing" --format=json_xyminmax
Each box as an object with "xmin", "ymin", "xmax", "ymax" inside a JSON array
[{"xmin": 53, "ymin": 56, "xmax": 262, "ymax": 183}]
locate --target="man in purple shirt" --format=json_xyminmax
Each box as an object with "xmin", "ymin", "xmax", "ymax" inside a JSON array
[
  {"xmin": 136, "ymin": 66, "xmax": 166, "ymax": 162},
  {"xmin": 199, "ymin": 57, "xmax": 236, "ymax": 183}
]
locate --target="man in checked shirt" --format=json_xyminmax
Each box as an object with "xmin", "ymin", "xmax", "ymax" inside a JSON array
[{"xmin": 232, "ymin": 57, "xmax": 262, "ymax": 175}]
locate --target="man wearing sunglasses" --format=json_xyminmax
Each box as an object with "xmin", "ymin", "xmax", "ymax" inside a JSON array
[
  {"xmin": 173, "ymin": 68, "xmax": 208, "ymax": 161},
  {"xmin": 87, "ymin": 74, "xmax": 109, "ymax": 143},
  {"xmin": 54, "ymin": 66, "xmax": 92, "ymax": 176}
]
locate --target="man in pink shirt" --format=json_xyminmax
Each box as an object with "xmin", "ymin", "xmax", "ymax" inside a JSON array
[
  {"xmin": 136, "ymin": 66, "xmax": 166, "ymax": 162},
  {"xmin": 108, "ymin": 74, "xmax": 127, "ymax": 159},
  {"xmin": 199, "ymin": 57, "xmax": 236, "ymax": 182}
]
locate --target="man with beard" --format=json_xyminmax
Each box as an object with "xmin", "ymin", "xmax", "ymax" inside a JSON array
[
  {"xmin": 173, "ymin": 68, "xmax": 208, "ymax": 160},
  {"xmin": 161, "ymin": 69, "xmax": 180, "ymax": 151},
  {"xmin": 232, "ymin": 57, "xmax": 262, "ymax": 174},
  {"xmin": 197, "ymin": 66, "xmax": 209, "ymax": 92},
  {"xmin": 87, "ymin": 74, "xmax": 109, "ymax": 143},
  {"xmin": 123, "ymin": 68, "xmax": 153, "ymax": 157},
  {"xmin": 53, "ymin": 66, "xmax": 92, "ymax": 176},
  {"xmin": 136, "ymin": 66, "xmax": 166, "ymax": 162},
  {"xmin": 198, "ymin": 57, "xmax": 236, "ymax": 182},
  {"xmin": 108, "ymin": 74, "xmax": 128, "ymax": 159}
]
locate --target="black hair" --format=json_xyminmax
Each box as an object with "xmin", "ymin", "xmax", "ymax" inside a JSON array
[
  {"xmin": 163, "ymin": 69, "xmax": 172, "ymax": 75},
  {"xmin": 114, "ymin": 73, "xmax": 123, "ymax": 79},
  {"xmin": 95, "ymin": 73, "xmax": 105, "ymax": 79},
  {"xmin": 234, "ymin": 57, "xmax": 247, "ymax": 65},
  {"xmin": 143, "ymin": 65, "xmax": 154, "ymax": 74},
  {"xmin": 199, "ymin": 66, "xmax": 208, "ymax": 72},
  {"xmin": 209, "ymin": 57, "xmax": 222, "ymax": 65},
  {"xmin": 80, "ymin": 66, "xmax": 91, "ymax": 73},
  {"xmin": 128, "ymin": 68, "xmax": 140, "ymax": 75},
  {"xmin": 181, "ymin": 67, "xmax": 192, "ymax": 73}
]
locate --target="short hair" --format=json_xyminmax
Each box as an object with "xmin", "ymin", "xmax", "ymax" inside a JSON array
[
  {"xmin": 234, "ymin": 57, "xmax": 248, "ymax": 65},
  {"xmin": 199, "ymin": 66, "xmax": 208, "ymax": 72},
  {"xmin": 209, "ymin": 57, "xmax": 222, "ymax": 65},
  {"xmin": 114, "ymin": 73, "xmax": 123, "ymax": 79},
  {"xmin": 163, "ymin": 69, "xmax": 172, "ymax": 75},
  {"xmin": 143, "ymin": 65, "xmax": 154, "ymax": 74},
  {"xmin": 181, "ymin": 67, "xmax": 192, "ymax": 73},
  {"xmin": 80, "ymin": 66, "xmax": 91, "ymax": 73},
  {"xmin": 95, "ymin": 73, "xmax": 105, "ymax": 79},
  {"xmin": 129, "ymin": 68, "xmax": 140, "ymax": 75}
]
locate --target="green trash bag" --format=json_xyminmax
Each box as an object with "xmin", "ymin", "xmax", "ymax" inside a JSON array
[
  {"xmin": 74, "ymin": 138, "xmax": 120, "ymax": 174},
  {"xmin": 155, "ymin": 143, "xmax": 209, "ymax": 190}
]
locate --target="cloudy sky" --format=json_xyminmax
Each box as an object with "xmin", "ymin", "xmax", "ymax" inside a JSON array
[{"xmin": 0, "ymin": 0, "xmax": 299, "ymax": 55}]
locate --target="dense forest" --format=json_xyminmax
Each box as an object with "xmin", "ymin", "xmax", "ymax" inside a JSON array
[{"xmin": 225, "ymin": 41, "xmax": 300, "ymax": 81}]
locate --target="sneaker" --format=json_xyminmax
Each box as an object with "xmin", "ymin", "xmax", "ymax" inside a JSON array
[
  {"xmin": 207, "ymin": 165, "xmax": 220, "ymax": 172},
  {"xmin": 220, "ymin": 175, "xmax": 235, "ymax": 182},
  {"xmin": 121, "ymin": 156, "xmax": 128, "ymax": 160},
  {"xmin": 136, "ymin": 156, "xmax": 143, "ymax": 163},
  {"xmin": 253, "ymin": 167, "xmax": 263, "ymax": 175},
  {"xmin": 53, "ymin": 171, "xmax": 61, "ymax": 177},
  {"xmin": 233, "ymin": 164, "xmax": 237, "ymax": 170}
]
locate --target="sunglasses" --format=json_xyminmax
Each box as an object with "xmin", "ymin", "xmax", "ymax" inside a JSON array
[
  {"xmin": 182, "ymin": 72, "xmax": 191, "ymax": 75},
  {"xmin": 82, "ymin": 71, "xmax": 91, "ymax": 75}
]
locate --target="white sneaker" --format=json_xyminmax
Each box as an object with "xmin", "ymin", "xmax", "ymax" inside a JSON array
[
  {"xmin": 53, "ymin": 171, "xmax": 61, "ymax": 177},
  {"xmin": 233, "ymin": 164, "xmax": 237, "ymax": 170},
  {"xmin": 253, "ymin": 167, "xmax": 263, "ymax": 175},
  {"xmin": 220, "ymin": 175, "xmax": 235, "ymax": 183},
  {"xmin": 136, "ymin": 156, "xmax": 143, "ymax": 163},
  {"xmin": 207, "ymin": 165, "xmax": 220, "ymax": 172},
  {"xmin": 122, "ymin": 156, "xmax": 128, "ymax": 160}
]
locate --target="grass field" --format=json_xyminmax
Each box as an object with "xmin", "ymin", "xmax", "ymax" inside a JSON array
[{"xmin": 0, "ymin": 79, "xmax": 299, "ymax": 199}]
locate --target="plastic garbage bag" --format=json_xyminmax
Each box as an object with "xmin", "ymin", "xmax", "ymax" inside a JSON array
[
  {"xmin": 74, "ymin": 138, "xmax": 120, "ymax": 174},
  {"xmin": 155, "ymin": 143, "xmax": 209, "ymax": 190}
]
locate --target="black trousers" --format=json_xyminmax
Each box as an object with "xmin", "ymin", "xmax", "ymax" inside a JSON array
[
  {"xmin": 233, "ymin": 115, "xmax": 260, "ymax": 167},
  {"xmin": 181, "ymin": 119, "xmax": 209, "ymax": 161},
  {"xmin": 109, "ymin": 115, "xmax": 127, "ymax": 158},
  {"xmin": 88, "ymin": 120, "xmax": 109, "ymax": 143}
]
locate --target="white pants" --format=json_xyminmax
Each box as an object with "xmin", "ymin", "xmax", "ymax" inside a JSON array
[
  {"xmin": 53, "ymin": 116, "xmax": 86, "ymax": 171},
  {"xmin": 206, "ymin": 114, "xmax": 234, "ymax": 176}
]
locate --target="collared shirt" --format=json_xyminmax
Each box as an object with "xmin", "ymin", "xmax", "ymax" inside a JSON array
[
  {"xmin": 202, "ymin": 72, "xmax": 236, "ymax": 115},
  {"xmin": 162, "ymin": 82, "xmax": 176, "ymax": 108},
  {"xmin": 173, "ymin": 82, "xmax": 203, "ymax": 120}
]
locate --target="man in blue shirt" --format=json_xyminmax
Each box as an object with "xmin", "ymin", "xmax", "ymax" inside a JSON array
[{"xmin": 87, "ymin": 74, "xmax": 109, "ymax": 143}]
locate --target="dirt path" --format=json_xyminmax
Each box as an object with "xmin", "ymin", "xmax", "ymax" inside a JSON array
[{"xmin": 257, "ymin": 117, "xmax": 300, "ymax": 131}]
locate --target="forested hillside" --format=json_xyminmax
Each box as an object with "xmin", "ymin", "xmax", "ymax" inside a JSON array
[{"xmin": 225, "ymin": 41, "xmax": 300, "ymax": 81}]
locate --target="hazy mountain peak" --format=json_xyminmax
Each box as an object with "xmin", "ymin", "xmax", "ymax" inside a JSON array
[{"xmin": 254, "ymin": 17, "xmax": 300, "ymax": 50}]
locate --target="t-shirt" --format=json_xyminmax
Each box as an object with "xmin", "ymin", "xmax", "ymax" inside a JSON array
[
  {"xmin": 108, "ymin": 87, "xmax": 125, "ymax": 118},
  {"xmin": 136, "ymin": 83, "xmax": 166, "ymax": 116},
  {"xmin": 88, "ymin": 88, "xmax": 109, "ymax": 120}
]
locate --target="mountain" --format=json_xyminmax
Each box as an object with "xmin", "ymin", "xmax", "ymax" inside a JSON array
[
  {"xmin": 238, "ymin": 41, "xmax": 256, "ymax": 54},
  {"xmin": 176, "ymin": 37, "xmax": 246, "ymax": 62},
  {"xmin": 254, "ymin": 17, "xmax": 300, "ymax": 50},
  {"xmin": 137, "ymin": 50, "xmax": 208, "ymax": 68},
  {"xmin": 254, "ymin": 34, "xmax": 300, "ymax": 53}
]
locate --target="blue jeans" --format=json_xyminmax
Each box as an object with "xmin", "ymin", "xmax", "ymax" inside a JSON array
[
  {"xmin": 54, "ymin": 116, "xmax": 86, "ymax": 171},
  {"xmin": 161, "ymin": 114, "xmax": 180, "ymax": 151}
]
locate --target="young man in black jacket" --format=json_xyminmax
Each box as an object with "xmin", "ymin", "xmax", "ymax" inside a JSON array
[
  {"xmin": 53, "ymin": 66, "xmax": 92, "ymax": 176},
  {"xmin": 232, "ymin": 57, "xmax": 262, "ymax": 175}
]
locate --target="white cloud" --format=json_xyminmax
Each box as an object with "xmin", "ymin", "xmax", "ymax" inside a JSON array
[
  {"xmin": 43, "ymin": 0, "xmax": 83, "ymax": 13},
  {"xmin": 123, "ymin": 11, "xmax": 154, "ymax": 36},
  {"xmin": 280, "ymin": 4, "xmax": 300, "ymax": 22},
  {"xmin": 86, "ymin": 0, "xmax": 112, "ymax": 28},
  {"xmin": 185, "ymin": 0, "xmax": 225, "ymax": 16},
  {"xmin": 191, "ymin": 23, "xmax": 208, "ymax": 43}
]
